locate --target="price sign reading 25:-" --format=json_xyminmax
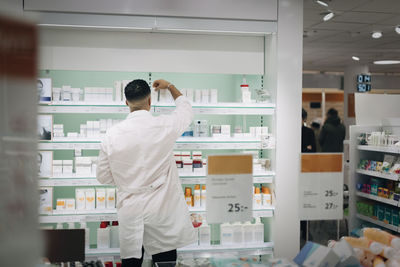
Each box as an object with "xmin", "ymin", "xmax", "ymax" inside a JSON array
[{"xmin": 228, "ymin": 203, "xmax": 249, "ymax": 212}]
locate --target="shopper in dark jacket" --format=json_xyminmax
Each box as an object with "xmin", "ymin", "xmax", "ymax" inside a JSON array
[
  {"xmin": 301, "ymin": 108, "xmax": 316, "ymax": 153},
  {"xmin": 319, "ymin": 108, "xmax": 345, "ymax": 152}
]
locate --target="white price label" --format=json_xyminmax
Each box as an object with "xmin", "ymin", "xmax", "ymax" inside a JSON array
[{"xmin": 206, "ymin": 174, "xmax": 252, "ymax": 223}]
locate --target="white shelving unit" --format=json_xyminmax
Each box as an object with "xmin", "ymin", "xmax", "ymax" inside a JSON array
[
  {"xmin": 39, "ymin": 102, "xmax": 275, "ymax": 115},
  {"xmin": 349, "ymin": 124, "xmax": 400, "ymax": 233},
  {"xmin": 85, "ymin": 242, "xmax": 274, "ymax": 258},
  {"xmin": 39, "ymin": 171, "xmax": 275, "ymax": 187}
]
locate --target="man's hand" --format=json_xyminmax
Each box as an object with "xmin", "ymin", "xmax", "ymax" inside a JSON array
[{"xmin": 152, "ymin": 79, "xmax": 171, "ymax": 91}]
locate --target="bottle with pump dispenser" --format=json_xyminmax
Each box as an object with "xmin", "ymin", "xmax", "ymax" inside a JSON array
[
  {"xmin": 80, "ymin": 222, "xmax": 90, "ymax": 249},
  {"xmin": 198, "ymin": 220, "xmax": 211, "ymax": 246},
  {"xmin": 97, "ymin": 221, "xmax": 110, "ymax": 249},
  {"xmin": 253, "ymin": 218, "xmax": 264, "ymax": 244},
  {"xmin": 220, "ymin": 223, "xmax": 233, "ymax": 245}
]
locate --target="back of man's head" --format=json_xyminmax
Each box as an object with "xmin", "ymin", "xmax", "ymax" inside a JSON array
[
  {"xmin": 125, "ymin": 79, "xmax": 151, "ymax": 102},
  {"xmin": 302, "ymin": 108, "xmax": 307, "ymax": 120},
  {"xmin": 327, "ymin": 108, "xmax": 338, "ymax": 118}
]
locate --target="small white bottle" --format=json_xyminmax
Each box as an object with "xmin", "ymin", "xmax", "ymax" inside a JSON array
[
  {"xmin": 220, "ymin": 223, "xmax": 233, "ymax": 245},
  {"xmin": 110, "ymin": 221, "xmax": 120, "ymax": 248},
  {"xmin": 242, "ymin": 221, "xmax": 254, "ymax": 243},
  {"xmin": 97, "ymin": 221, "xmax": 110, "ymax": 249},
  {"xmin": 67, "ymin": 222, "xmax": 75, "ymax": 229},
  {"xmin": 254, "ymin": 187, "xmax": 262, "ymax": 209},
  {"xmin": 253, "ymin": 218, "xmax": 264, "ymax": 244},
  {"xmin": 232, "ymin": 222, "xmax": 243, "ymax": 244},
  {"xmin": 193, "ymin": 185, "xmax": 201, "ymax": 208},
  {"xmin": 80, "ymin": 222, "xmax": 90, "ymax": 249},
  {"xmin": 55, "ymin": 223, "xmax": 63, "ymax": 229},
  {"xmin": 201, "ymin": 185, "xmax": 206, "ymax": 209},
  {"xmin": 198, "ymin": 220, "xmax": 211, "ymax": 246}
]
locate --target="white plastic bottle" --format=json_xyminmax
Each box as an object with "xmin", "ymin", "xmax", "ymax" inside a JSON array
[
  {"xmin": 80, "ymin": 222, "xmax": 90, "ymax": 249},
  {"xmin": 232, "ymin": 222, "xmax": 243, "ymax": 244},
  {"xmin": 253, "ymin": 218, "xmax": 264, "ymax": 244},
  {"xmin": 220, "ymin": 223, "xmax": 233, "ymax": 245},
  {"xmin": 243, "ymin": 221, "xmax": 254, "ymax": 243},
  {"xmin": 199, "ymin": 220, "xmax": 211, "ymax": 246},
  {"xmin": 193, "ymin": 185, "xmax": 201, "ymax": 208},
  {"xmin": 201, "ymin": 185, "xmax": 206, "ymax": 209},
  {"xmin": 97, "ymin": 221, "xmax": 110, "ymax": 249},
  {"xmin": 110, "ymin": 221, "xmax": 120, "ymax": 248}
]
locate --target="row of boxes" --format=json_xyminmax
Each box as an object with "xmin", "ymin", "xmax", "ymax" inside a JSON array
[
  {"xmin": 357, "ymin": 201, "xmax": 400, "ymax": 226},
  {"xmin": 74, "ymin": 188, "xmax": 116, "ymax": 210}
]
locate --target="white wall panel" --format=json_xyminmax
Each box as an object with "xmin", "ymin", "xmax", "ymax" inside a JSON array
[
  {"xmin": 25, "ymin": 0, "xmax": 277, "ymax": 21},
  {"xmin": 39, "ymin": 29, "xmax": 264, "ymax": 74}
]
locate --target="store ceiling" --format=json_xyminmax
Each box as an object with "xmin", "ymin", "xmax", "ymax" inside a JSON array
[{"xmin": 303, "ymin": 0, "xmax": 400, "ymax": 73}]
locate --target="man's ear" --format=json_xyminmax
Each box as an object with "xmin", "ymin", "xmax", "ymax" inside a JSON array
[{"xmin": 126, "ymin": 100, "xmax": 129, "ymax": 106}]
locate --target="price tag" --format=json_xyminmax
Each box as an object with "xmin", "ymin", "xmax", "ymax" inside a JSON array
[{"xmin": 206, "ymin": 155, "xmax": 253, "ymax": 224}]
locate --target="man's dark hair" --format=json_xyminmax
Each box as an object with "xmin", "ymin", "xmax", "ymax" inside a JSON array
[
  {"xmin": 302, "ymin": 108, "xmax": 307, "ymax": 120},
  {"xmin": 327, "ymin": 108, "xmax": 338, "ymax": 117},
  {"xmin": 125, "ymin": 79, "xmax": 151, "ymax": 102}
]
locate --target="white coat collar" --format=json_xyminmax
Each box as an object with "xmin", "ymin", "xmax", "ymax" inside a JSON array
[{"xmin": 127, "ymin": 110, "xmax": 151, "ymax": 119}]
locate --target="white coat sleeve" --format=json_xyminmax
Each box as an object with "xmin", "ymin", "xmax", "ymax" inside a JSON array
[
  {"xmin": 96, "ymin": 139, "xmax": 115, "ymax": 185},
  {"xmin": 169, "ymin": 95, "xmax": 194, "ymax": 136}
]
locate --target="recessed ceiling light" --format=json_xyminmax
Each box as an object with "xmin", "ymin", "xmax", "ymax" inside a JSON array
[
  {"xmin": 373, "ymin": 60, "xmax": 400, "ymax": 65},
  {"xmin": 323, "ymin": 12, "xmax": 334, "ymax": 21},
  {"xmin": 316, "ymin": 0, "xmax": 329, "ymax": 7},
  {"xmin": 352, "ymin": 56, "xmax": 360, "ymax": 61},
  {"xmin": 371, "ymin": 31, "xmax": 382, "ymax": 39},
  {"xmin": 395, "ymin": 25, "xmax": 400, "ymax": 34}
]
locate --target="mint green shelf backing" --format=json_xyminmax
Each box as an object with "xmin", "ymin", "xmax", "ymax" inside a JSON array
[{"xmin": 39, "ymin": 69, "xmax": 274, "ymax": 247}]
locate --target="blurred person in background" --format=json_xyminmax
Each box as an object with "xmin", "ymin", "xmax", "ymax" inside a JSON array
[
  {"xmin": 319, "ymin": 108, "xmax": 345, "ymax": 152},
  {"xmin": 301, "ymin": 108, "xmax": 316, "ymax": 153}
]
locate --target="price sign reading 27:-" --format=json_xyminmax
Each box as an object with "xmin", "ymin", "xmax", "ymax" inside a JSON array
[{"xmin": 206, "ymin": 155, "xmax": 253, "ymax": 224}]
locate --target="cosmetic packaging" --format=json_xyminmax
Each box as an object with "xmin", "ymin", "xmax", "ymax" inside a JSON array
[
  {"xmin": 243, "ymin": 221, "xmax": 254, "ymax": 243},
  {"xmin": 76, "ymin": 188, "xmax": 86, "ymax": 210},
  {"xmin": 254, "ymin": 218, "xmax": 264, "ymax": 243},
  {"xmin": 220, "ymin": 223, "xmax": 233, "ymax": 245},
  {"xmin": 106, "ymin": 188, "xmax": 116, "ymax": 209},
  {"xmin": 210, "ymin": 89, "xmax": 218, "ymax": 103},
  {"xmin": 110, "ymin": 221, "xmax": 120, "ymax": 248},
  {"xmin": 195, "ymin": 89, "xmax": 202, "ymax": 103},
  {"xmin": 53, "ymin": 88, "xmax": 61, "ymax": 101},
  {"xmin": 186, "ymin": 89, "xmax": 194, "ymax": 102},
  {"xmin": 85, "ymin": 189, "xmax": 96, "ymax": 210},
  {"xmin": 53, "ymin": 160, "xmax": 63, "ymax": 175},
  {"xmin": 174, "ymin": 151, "xmax": 183, "ymax": 169},
  {"xmin": 62, "ymin": 86, "xmax": 71, "ymax": 101},
  {"xmin": 199, "ymin": 220, "xmax": 211, "ymax": 246},
  {"xmin": 201, "ymin": 89, "xmax": 209, "ymax": 103},
  {"xmin": 193, "ymin": 184, "xmax": 201, "ymax": 208},
  {"xmin": 201, "ymin": 185, "xmax": 206, "ymax": 209},
  {"xmin": 232, "ymin": 222, "xmax": 243, "ymax": 244},
  {"xmin": 194, "ymin": 120, "xmax": 208, "ymax": 137},
  {"xmin": 56, "ymin": 223, "xmax": 63, "ymax": 229},
  {"xmin": 192, "ymin": 151, "xmax": 203, "ymax": 172},
  {"xmin": 221, "ymin": 125, "xmax": 231, "ymax": 137},
  {"xmin": 96, "ymin": 188, "xmax": 106, "ymax": 210},
  {"xmin": 183, "ymin": 159, "xmax": 193, "ymax": 173},
  {"xmin": 254, "ymin": 187, "xmax": 262, "ymax": 209},
  {"xmin": 56, "ymin": 198, "xmax": 66, "ymax": 210},
  {"xmin": 72, "ymin": 88, "xmax": 80, "ymax": 101},
  {"xmin": 66, "ymin": 198, "xmax": 75, "ymax": 210},
  {"xmin": 62, "ymin": 160, "xmax": 73, "ymax": 174},
  {"xmin": 97, "ymin": 222, "xmax": 110, "ymax": 249},
  {"xmin": 185, "ymin": 187, "xmax": 193, "ymax": 207},
  {"xmin": 39, "ymin": 187, "xmax": 53, "ymax": 214},
  {"xmin": 67, "ymin": 222, "xmax": 75, "ymax": 229},
  {"xmin": 80, "ymin": 222, "xmax": 90, "ymax": 249},
  {"xmin": 114, "ymin": 81, "xmax": 122, "ymax": 102},
  {"xmin": 262, "ymin": 186, "xmax": 272, "ymax": 207}
]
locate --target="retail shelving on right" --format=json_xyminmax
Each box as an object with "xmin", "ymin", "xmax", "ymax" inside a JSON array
[{"xmin": 349, "ymin": 122, "xmax": 400, "ymax": 235}]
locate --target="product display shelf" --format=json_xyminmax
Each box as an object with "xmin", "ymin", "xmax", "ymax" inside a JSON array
[
  {"xmin": 356, "ymin": 213, "xmax": 399, "ymax": 232},
  {"xmin": 357, "ymin": 145, "xmax": 400, "ymax": 154},
  {"xmin": 188, "ymin": 206, "xmax": 275, "ymax": 218},
  {"xmin": 39, "ymin": 102, "xmax": 276, "ymax": 115},
  {"xmin": 39, "ymin": 173, "xmax": 275, "ymax": 187},
  {"xmin": 85, "ymin": 242, "xmax": 274, "ymax": 258},
  {"xmin": 356, "ymin": 191, "xmax": 399, "ymax": 207},
  {"xmin": 39, "ymin": 137, "xmax": 273, "ymax": 150},
  {"xmin": 356, "ymin": 169, "xmax": 399, "ymax": 181}
]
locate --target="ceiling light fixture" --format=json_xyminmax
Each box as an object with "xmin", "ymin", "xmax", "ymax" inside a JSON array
[
  {"xmin": 371, "ymin": 31, "xmax": 382, "ymax": 39},
  {"xmin": 395, "ymin": 25, "xmax": 400, "ymax": 34},
  {"xmin": 374, "ymin": 60, "xmax": 400, "ymax": 65},
  {"xmin": 316, "ymin": 0, "xmax": 329, "ymax": 7},
  {"xmin": 352, "ymin": 56, "xmax": 360, "ymax": 61},
  {"xmin": 322, "ymin": 11, "xmax": 334, "ymax": 21}
]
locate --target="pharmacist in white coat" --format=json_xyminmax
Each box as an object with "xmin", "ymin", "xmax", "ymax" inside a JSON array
[{"xmin": 97, "ymin": 79, "xmax": 196, "ymax": 267}]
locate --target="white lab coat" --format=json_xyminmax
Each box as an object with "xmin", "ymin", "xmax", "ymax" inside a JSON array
[{"xmin": 97, "ymin": 96, "xmax": 196, "ymax": 259}]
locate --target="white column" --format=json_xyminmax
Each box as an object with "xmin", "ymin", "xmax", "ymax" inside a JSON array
[
  {"xmin": 274, "ymin": 0, "xmax": 303, "ymax": 258},
  {"xmin": 343, "ymin": 64, "xmax": 369, "ymax": 138}
]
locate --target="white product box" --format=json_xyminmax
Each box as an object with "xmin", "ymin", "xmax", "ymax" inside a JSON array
[
  {"xmin": 183, "ymin": 159, "xmax": 193, "ymax": 173},
  {"xmin": 67, "ymin": 132, "xmax": 78, "ymax": 138},
  {"xmin": 85, "ymin": 189, "xmax": 96, "ymax": 210},
  {"xmin": 106, "ymin": 119, "xmax": 113, "ymax": 130},
  {"xmin": 80, "ymin": 124, "xmax": 87, "ymax": 137},
  {"xmin": 93, "ymin": 121, "xmax": 100, "ymax": 137},
  {"xmin": 106, "ymin": 88, "xmax": 113, "ymax": 102},
  {"xmin": 39, "ymin": 187, "xmax": 53, "ymax": 214},
  {"xmin": 181, "ymin": 151, "xmax": 191, "ymax": 161},
  {"xmin": 186, "ymin": 89, "xmax": 194, "ymax": 102},
  {"xmin": 62, "ymin": 160, "xmax": 73, "ymax": 174},
  {"xmin": 261, "ymin": 127, "xmax": 268, "ymax": 135},
  {"xmin": 210, "ymin": 89, "xmax": 218, "ymax": 103},
  {"xmin": 96, "ymin": 188, "xmax": 106, "ymax": 210},
  {"xmin": 114, "ymin": 81, "xmax": 122, "ymax": 102},
  {"xmin": 65, "ymin": 198, "xmax": 75, "ymax": 210},
  {"xmin": 194, "ymin": 90, "xmax": 202, "ymax": 103},
  {"xmin": 329, "ymin": 239, "xmax": 360, "ymax": 267},
  {"xmin": 53, "ymin": 88, "xmax": 61, "ymax": 101},
  {"xmin": 75, "ymin": 157, "xmax": 92, "ymax": 175},
  {"xmin": 72, "ymin": 88, "xmax": 80, "ymax": 101},
  {"xmin": 56, "ymin": 198, "xmax": 67, "ymax": 210},
  {"xmin": 294, "ymin": 242, "xmax": 340, "ymax": 267},
  {"xmin": 221, "ymin": 125, "xmax": 231, "ymax": 137},
  {"xmin": 62, "ymin": 86, "xmax": 72, "ymax": 101},
  {"xmin": 249, "ymin": 127, "xmax": 256, "ymax": 137},
  {"xmin": 53, "ymin": 160, "xmax": 63, "ymax": 175},
  {"xmin": 151, "ymin": 90, "xmax": 158, "ymax": 103},
  {"xmin": 255, "ymin": 127, "xmax": 262, "ymax": 138},
  {"xmin": 106, "ymin": 188, "xmax": 116, "ymax": 209},
  {"xmin": 201, "ymin": 89, "xmax": 209, "ymax": 103},
  {"xmin": 242, "ymin": 91, "xmax": 251, "ymax": 103},
  {"xmin": 76, "ymin": 188, "xmax": 86, "ymax": 210}
]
